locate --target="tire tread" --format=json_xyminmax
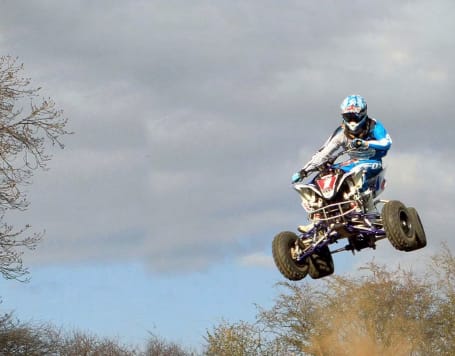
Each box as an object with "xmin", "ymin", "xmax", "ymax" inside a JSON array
[{"xmin": 272, "ymin": 231, "xmax": 308, "ymax": 281}]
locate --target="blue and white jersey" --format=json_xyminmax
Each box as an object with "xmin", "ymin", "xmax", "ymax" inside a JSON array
[{"xmin": 303, "ymin": 118, "xmax": 392, "ymax": 172}]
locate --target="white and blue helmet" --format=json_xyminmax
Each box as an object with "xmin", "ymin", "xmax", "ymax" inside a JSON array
[{"xmin": 340, "ymin": 95, "xmax": 368, "ymax": 135}]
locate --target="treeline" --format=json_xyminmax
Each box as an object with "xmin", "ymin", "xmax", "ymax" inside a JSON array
[
  {"xmin": 1, "ymin": 245, "xmax": 454, "ymax": 355},
  {"xmin": 0, "ymin": 315, "xmax": 193, "ymax": 356}
]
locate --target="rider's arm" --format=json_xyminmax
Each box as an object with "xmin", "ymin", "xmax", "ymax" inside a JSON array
[
  {"xmin": 366, "ymin": 120, "xmax": 392, "ymax": 151},
  {"xmin": 302, "ymin": 127, "xmax": 345, "ymax": 171}
]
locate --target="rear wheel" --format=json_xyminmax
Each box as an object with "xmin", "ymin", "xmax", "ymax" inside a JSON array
[
  {"xmin": 309, "ymin": 245, "xmax": 334, "ymax": 279},
  {"xmin": 408, "ymin": 207, "xmax": 427, "ymax": 249},
  {"xmin": 272, "ymin": 231, "xmax": 309, "ymax": 281},
  {"xmin": 382, "ymin": 200, "xmax": 418, "ymax": 251}
]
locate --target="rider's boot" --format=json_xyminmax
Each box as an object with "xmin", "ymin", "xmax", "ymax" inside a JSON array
[{"xmin": 298, "ymin": 223, "xmax": 314, "ymax": 233}]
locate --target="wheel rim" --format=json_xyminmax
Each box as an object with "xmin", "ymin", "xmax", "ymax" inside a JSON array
[
  {"xmin": 399, "ymin": 210, "xmax": 412, "ymax": 236},
  {"xmin": 289, "ymin": 241, "xmax": 308, "ymax": 267}
]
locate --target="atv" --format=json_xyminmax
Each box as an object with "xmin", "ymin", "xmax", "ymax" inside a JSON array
[{"xmin": 272, "ymin": 150, "xmax": 427, "ymax": 281}]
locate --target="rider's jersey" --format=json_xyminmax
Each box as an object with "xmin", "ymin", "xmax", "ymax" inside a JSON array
[{"xmin": 303, "ymin": 118, "xmax": 392, "ymax": 172}]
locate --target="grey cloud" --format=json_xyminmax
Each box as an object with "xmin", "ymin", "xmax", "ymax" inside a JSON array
[{"xmin": 1, "ymin": 0, "xmax": 454, "ymax": 272}]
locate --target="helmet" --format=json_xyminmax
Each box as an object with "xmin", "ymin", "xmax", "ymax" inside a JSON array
[{"xmin": 340, "ymin": 95, "xmax": 368, "ymax": 135}]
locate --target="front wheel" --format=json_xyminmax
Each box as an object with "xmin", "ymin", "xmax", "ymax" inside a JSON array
[
  {"xmin": 272, "ymin": 231, "xmax": 309, "ymax": 281},
  {"xmin": 382, "ymin": 200, "xmax": 418, "ymax": 251}
]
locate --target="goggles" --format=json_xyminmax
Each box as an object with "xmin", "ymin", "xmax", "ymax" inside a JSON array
[{"xmin": 342, "ymin": 112, "xmax": 366, "ymax": 123}]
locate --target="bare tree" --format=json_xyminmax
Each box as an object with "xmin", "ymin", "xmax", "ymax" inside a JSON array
[
  {"xmin": 255, "ymin": 265, "xmax": 439, "ymax": 356},
  {"xmin": 0, "ymin": 313, "xmax": 61, "ymax": 355},
  {"xmin": 428, "ymin": 244, "xmax": 455, "ymax": 355},
  {"xmin": 0, "ymin": 56, "xmax": 70, "ymax": 281},
  {"xmin": 58, "ymin": 330, "xmax": 138, "ymax": 356},
  {"xmin": 145, "ymin": 334, "xmax": 193, "ymax": 356},
  {"xmin": 0, "ymin": 315, "xmax": 142, "ymax": 356},
  {"xmin": 204, "ymin": 320, "xmax": 264, "ymax": 356}
]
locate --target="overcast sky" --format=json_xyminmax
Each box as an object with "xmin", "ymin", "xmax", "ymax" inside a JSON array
[{"xmin": 1, "ymin": 0, "xmax": 454, "ymax": 349}]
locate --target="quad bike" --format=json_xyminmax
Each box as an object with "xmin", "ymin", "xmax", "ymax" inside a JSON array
[{"xmin": 272, "ymin": 150, "xmax": 427, "ymax": 281}]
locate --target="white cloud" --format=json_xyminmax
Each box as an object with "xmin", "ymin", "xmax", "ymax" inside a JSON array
[{"xmin": 237, "ymin": 252, "xmax": 274, "ymax": 268}]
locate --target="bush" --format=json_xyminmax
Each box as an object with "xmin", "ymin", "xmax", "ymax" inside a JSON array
[{"xmin": 205, "ymin": 246, "xmax": 455, "ymax": 356}]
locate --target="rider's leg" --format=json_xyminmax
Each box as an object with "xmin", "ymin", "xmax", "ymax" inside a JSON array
[
  {"xmin": 349, "ymin": 160, "xmax": 383, "ymax": 212},
  {"xmin": 348, "ymin": 160, "xmax": 383, "ymax": 193}
]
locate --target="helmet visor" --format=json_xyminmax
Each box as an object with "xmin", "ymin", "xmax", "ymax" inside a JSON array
[{"xmin": 342, "ymin": 112, "xmax": 365, "ymax": 123}]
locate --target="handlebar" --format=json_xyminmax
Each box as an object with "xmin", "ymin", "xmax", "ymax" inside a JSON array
[{"xmin": 307, "ymin": 148, "xmax": 355, "ymax": 174}]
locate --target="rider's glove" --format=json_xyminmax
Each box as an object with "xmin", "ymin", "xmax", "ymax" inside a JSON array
[
  {"xmin": 291, "ymin": 169, "xmax": 307, "ymax": 183},
  {"xmin": 350, "ymin": 138, "xmax": 369, "ymax": 150}
]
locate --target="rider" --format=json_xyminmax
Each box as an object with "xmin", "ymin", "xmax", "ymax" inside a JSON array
[{"xmin": 292, "ymin": 94, "xmax": 392, "ymax": 211}]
